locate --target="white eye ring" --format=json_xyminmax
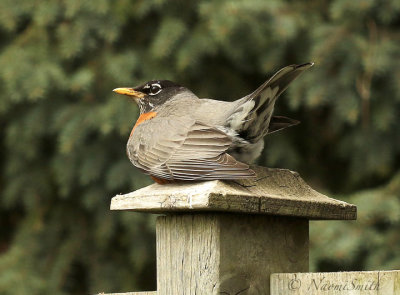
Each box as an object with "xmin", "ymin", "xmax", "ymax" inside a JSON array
[{"xmin": 149, "ymin": 83, "xmax": 161, "ymax": 95}]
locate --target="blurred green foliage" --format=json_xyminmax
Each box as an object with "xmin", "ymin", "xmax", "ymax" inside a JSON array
[{"xmin": 0, "ymin": 0, "xmax": 399, "ymax": 294}]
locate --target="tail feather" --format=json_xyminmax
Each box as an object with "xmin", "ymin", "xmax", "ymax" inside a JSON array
[
  {"xmin": 228, "ymin": 63, "xmax": 313, "ymax": 142},
  {"xmin": 268, "ymin": 116, "xmax": 300, "ymax": 134}
]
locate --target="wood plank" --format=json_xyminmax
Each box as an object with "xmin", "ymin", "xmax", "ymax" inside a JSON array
[
  {"xmin": 156, "ymin": 214, "xmax": 220, "ymax": 295},
  {"xmin": 271, "ymin": 270, "xmax": 400, "ymax": 295},
  {"xmin": 157, "ymin": 214, "xmax": 309, "ymax": 295},
  {"xmin": 111, "ymin": 166, "xmax": 356, "ymax": 220}
]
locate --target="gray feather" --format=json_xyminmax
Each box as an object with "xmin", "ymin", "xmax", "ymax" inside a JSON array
[
  {"xmin": 228, "ymin": 63, "xmax": 313, "ymax": 142},
  {"xmin": 127, "ymin": 116, "xmax": 255, "ymax": 181}
]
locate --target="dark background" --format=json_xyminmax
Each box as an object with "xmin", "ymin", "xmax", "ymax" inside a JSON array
[{"xmin": 0, "ymin": 0, "xmax": 399, "ymax": 294}]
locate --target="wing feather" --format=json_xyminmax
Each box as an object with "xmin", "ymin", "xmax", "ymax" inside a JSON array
[{"xmin": 127, "ymin": 117, "xmax": 255, "ymax": 181}]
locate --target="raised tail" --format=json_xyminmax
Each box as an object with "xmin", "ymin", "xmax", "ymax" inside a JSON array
[{"xmin": 228, "ymin": 63, "xmax": 313, "ymax": 143}]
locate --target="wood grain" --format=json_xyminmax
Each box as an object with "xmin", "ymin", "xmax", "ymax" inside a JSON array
[
  {"xmin": 111, "ymin": 166, "xmax": 356, "ymax": 220},
  {"xmin": 271, "ymin": 270, "xmax": 400, "ymax": 295},
  {"xmin": 157, "ymin": 213, "xmax": 309, "ymax": 295}
]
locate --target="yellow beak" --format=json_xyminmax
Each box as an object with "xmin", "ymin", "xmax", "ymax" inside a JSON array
[{"xmin": 112, "ymin": 88, "xmax": 145, "ymax": 99}]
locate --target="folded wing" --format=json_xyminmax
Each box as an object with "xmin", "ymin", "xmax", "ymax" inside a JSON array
[{"xmin": 128, "ymin": 116, "xmax": 255, "ymax": 181}]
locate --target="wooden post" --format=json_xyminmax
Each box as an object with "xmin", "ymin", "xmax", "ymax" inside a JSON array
[
  {"xmin": 156, "ymin": 214, "xmax": 308, "ymax": 294},
  {"xmin": 107, "ymin": 166, "xmax": 356, "ymax": 295}
]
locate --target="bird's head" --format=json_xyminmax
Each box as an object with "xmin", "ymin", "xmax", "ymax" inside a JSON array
[{"xmin": 113, "ymin": 80, "xmax": 185, "ymax": 113}]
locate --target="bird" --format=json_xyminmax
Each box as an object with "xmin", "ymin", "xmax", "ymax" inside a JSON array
[{"xmin": 113, "ymin": 63, "xmax": 313, "ymax": 184}]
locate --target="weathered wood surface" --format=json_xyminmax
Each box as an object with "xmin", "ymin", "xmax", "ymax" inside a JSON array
[
  {"xmin": 271, "ymin": 270, "xmax": 400, "ymax": 295},
  {"xmin": 157, "ymin": 213, "xmax": 309, "ymax": 295},
  {"xmin": 97, "ymin": 292, "xmax": 156, "ymax": 295},
  {"xmin": 111, "ymin": 166, "xmax": 356, "ymax": 220}
]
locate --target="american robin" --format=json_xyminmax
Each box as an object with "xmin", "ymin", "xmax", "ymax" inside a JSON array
[{"xmin": 113, "ymin": 63, "xmax": 313, "ymax": 184}]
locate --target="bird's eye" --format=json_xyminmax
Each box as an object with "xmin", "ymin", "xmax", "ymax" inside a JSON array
[{"xmin": 149, "ymin": 84, "xmax": 161, "ymax": 95}]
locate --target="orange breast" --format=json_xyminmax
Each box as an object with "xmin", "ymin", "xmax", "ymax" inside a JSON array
[
  {"xmin": 130, "ymin": 112, "xmax": 157, "ymax": 137},
  {"xmin": 150, "ymin": 176, "xmax": 174, "ymax": 184}
]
